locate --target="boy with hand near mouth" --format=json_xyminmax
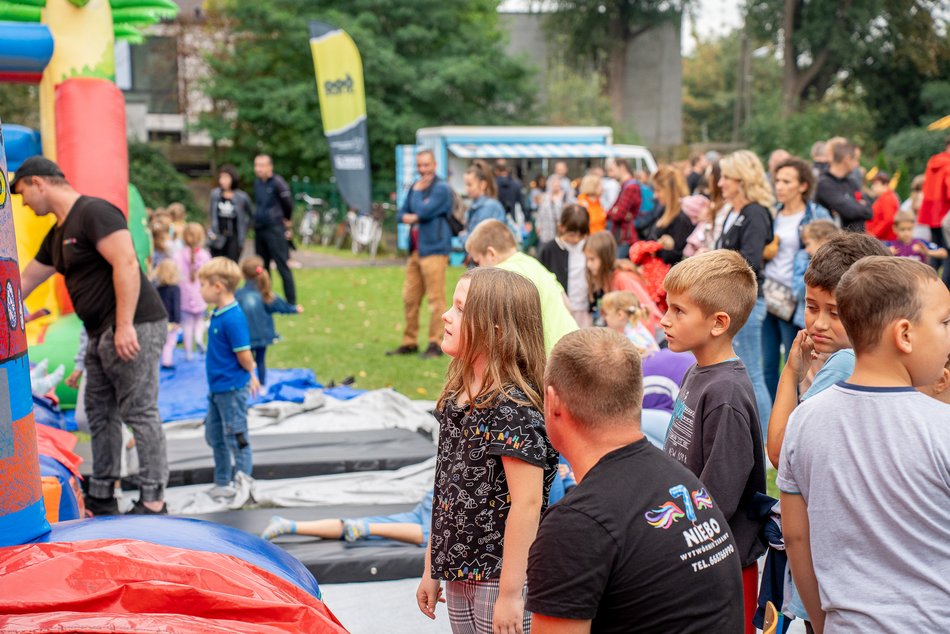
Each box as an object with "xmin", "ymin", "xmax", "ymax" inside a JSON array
[{"xmin": 767, "ymin": 233, "xmax": 890, "ymax": 468}]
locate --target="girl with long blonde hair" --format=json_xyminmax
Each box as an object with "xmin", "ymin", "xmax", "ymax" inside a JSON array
[{"xmin": 417, "ymin": 267, "xmax": 558, "ymax": 633}]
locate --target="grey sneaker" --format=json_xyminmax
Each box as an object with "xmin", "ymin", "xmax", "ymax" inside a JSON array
[{"xmin": 207, "ymin": 484, "xmax": 237, "ymax": 499}]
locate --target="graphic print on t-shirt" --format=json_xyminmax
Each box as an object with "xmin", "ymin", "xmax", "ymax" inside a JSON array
[
  {"xmin": 644, "ymin": 483, "xmax": 735, "ymax": 573},
  {"xmin": 665, "ymin": 389, "xmax": 695, "ymax": 464}
]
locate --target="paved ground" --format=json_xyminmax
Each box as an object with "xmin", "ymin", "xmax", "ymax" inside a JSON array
[
  {"xmin": 290, "ymin": 248, "xmax": 402, "ymax": 269},
  {"xmin": 322, "ymin": 579, "xmax": 450, "ymax": 634},
  {"xmin": 321, "ymin": 577, "xmax": 807, "ymax": 633},
  {"xmin": 237, "ymin": 238, "xmax": 403, "ymax": 270}
]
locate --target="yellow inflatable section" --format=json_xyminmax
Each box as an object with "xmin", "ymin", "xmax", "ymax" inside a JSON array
[
  {"xmin": 39, "ymin": 0, "xmax": 116, "ymax": 161},
  {"xmin": 11, "ymin": 191, "xmax": 59, "ymax": 345}
]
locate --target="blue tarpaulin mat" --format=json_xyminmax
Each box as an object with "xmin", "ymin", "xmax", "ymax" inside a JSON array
[
  {"xmin": 157, "ymin": 350, "xmax": 364, "ymax": 423},
  {"xmin": 34, "ymin": 397, "xmax": 67, "ymax": 430},
  {"xmin": 43, "ymin": 350, "xmax": 366, "ymax": 431}
]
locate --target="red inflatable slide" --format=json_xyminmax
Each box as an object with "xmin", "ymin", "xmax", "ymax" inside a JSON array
[{"xmin": 0, "ymin": 539, "xmax": 349, "ymax": 633}]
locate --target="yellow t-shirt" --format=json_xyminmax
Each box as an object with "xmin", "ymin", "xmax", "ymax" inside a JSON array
[{"xmin": 497, "ymin": 252, "xmax": 579, "ymax": 356}]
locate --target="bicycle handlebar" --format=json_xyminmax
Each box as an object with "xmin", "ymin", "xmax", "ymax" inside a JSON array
[{"xmin": 297, "ymin": 193, "xmax": 326, "ymax": 207}]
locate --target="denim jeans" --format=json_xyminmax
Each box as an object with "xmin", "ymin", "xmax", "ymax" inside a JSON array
[
  {"xmin": 733, "ymin": 296, "xmax": 771, "ymax": 437},
  {"xmin": 85, "ymin": 319, "xmax": 168, "ymax": 502},
  {"xmin": 205, "ymin": 385, "xmax": 252, "ymax": 486},
  {"xmin": 762, "ymin": 311, "xmax": 800, "ymax": 401}
]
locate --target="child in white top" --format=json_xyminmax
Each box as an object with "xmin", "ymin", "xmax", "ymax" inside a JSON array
[{"xmin": 601, "ymin": 290, "xmax": 660, "ymax": 357}]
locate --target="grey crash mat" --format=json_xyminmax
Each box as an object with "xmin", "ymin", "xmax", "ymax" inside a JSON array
[
  {"xmin": 76, "ymin": 429, "xmax": 436, "ymax": 487},
  {"xmin": 192, "ymin": 504, "xmax": 426, "ymax": 584}
]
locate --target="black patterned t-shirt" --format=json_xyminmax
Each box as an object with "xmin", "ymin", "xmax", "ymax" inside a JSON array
[{"xmin": 429, "ymin": 389, "xmax": 559, "ymax": 582}]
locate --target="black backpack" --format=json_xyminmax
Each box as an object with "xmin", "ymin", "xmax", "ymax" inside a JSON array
[{"xmin": 447, "ymin": 188, "xmax": 465, "ymax": 236}]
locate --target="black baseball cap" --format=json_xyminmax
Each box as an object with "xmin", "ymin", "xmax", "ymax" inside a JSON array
[{"xmin": 10, "ymin": 156, "xmax": 65, "ymax": 191}]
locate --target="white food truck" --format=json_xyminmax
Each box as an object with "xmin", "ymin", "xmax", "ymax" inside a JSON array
[{"xmin": 395, "ymin": 125, "xmax": 657, "ymax": 206}]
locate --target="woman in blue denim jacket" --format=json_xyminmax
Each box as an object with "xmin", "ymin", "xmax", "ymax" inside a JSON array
[{"xmin": 235, "ymin": 256, "xmax": 302, "ymax": 385}]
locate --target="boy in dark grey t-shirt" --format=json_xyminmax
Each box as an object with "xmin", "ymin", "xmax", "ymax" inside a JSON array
[
  {"xmin": 779, "ymin": 257, "xmax": 950, "ymax": 632},
  {"xmin": 660, "ymin": 250, "xmax": 767, "ymax": 633}
]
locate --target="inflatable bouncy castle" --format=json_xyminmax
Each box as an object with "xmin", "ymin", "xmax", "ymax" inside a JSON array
[
  {"xmin": 0, "ymin": 9, "xmax": 347, "ymax": 629},
  {"xmin": 0, "ymin": 122, "xmax": 348, "ymax": 632},
  {"xmin": 0, "ymin": 0, "xmax": 156, "ymax": 409}
]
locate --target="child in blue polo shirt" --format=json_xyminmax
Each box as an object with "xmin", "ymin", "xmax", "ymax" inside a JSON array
[{"xmin": 198, "ymin": 257, "xmax": 261, "ymax": 498}]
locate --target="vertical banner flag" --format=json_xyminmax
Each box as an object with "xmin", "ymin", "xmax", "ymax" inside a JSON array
[{"xmin": 308, "ymin": 21, "xmax": 372, "ymax": 216}]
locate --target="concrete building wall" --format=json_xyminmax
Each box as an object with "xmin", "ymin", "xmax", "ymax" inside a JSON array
[
  {"xmin": 498, "ymin": 12, "xmax": 683, "ymax": 146},
  {"xmin": 498, "ymin": 12, "xmax": 551, "ymax": 103},
  {"xmin": 623, "ymin": 17, "xmax": 683, "ymax": 146}
]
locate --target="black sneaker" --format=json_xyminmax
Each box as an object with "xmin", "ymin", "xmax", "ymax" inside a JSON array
[
  {"xmin": 386, "ymin": 344, "xmax": 418, "ymax": 356},
  {"xmin": 420, "ymin": 342, "xmax": 443, "ymax": 359},
  {"xmin": 126, "ymin": 500, "xmax": 168, "ymax": 515},
  {"xmin": 84, "ymin": 495, "xmax": 119, "ymax": 517}
]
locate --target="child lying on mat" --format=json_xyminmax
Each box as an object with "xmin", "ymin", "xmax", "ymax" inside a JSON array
[
  {"xmin": 260, "ymin": 471, "xmax": 572, "ymax": 546},
  {"xmin": 261, "ymin": 491, "xmax": 433, "ymax": 546}
]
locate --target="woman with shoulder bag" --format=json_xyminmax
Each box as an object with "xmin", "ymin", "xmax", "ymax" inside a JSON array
[
  {"xmin": 208, "ymin": 165, "xmax": 253, "ymax": 262},
  {"xmin": 761, "ymin": 156, "xmax": 831, "ymax": 401},
  {"xmin": 716, "ymin": 150, "xmax": 775, "ymax": 433}
]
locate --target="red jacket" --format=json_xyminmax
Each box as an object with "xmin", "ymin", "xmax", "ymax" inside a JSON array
[
  {"xmin": 867, "ymin": 189, "xmax": 899, "ymax": 240},
  {"xmin": 918, "ymin": 151, "xmax": 950, "ymax": 228}
]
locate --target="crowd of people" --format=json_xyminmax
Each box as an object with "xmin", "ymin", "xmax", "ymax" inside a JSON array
[
  {"xmin": 386, "ymin": 142, "xmax": 950, "ymax": 633},
  {"xmin": 11, "ymin": 134, "xmax": 950, "ymax": 632}
]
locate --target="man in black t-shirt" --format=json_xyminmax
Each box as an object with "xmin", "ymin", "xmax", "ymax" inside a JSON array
[
  {"xmin": 13, "ymin": 157, "xmax": 169, "ymax": 515},
  {"xmin": 527, "ymin": 329, "xmax": 743, "ymax": 633}
]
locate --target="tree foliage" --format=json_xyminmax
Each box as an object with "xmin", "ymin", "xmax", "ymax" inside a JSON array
[
  {"xmin": 198, "ymin": 0, "xmax": 538, "ymax": 185},
  {"xmin": 681, "ymin": 32, "xmax": 784, "ymax": 144},
  {"xmin": 744, "ymin": 92, "xmax": 875, "ymax": 159},
  {"xmin": 129, "ymin": 142, "xmax": 199, "ymax": 215},
  {"xmin": 0, "ymin": 84, "xmax": 40, "ymax": 129},
  {"xmin": 746, "ymin": 0, "xmax": 949, "ymax": 115},
  {"xmin": 542, "ymin": 62, "xmax": 614, "ymax": 127},
  {"xmin": 883, "ymin": 127, "xmax": 947, "ymax": 183}
]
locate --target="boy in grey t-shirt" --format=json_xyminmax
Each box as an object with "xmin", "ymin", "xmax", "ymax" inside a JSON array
[{"xmin": 778, "ymin": 256, "xmax": 950, "ymax": 632}]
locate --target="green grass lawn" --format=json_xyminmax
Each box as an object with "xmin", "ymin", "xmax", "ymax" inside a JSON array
[{"xmin": 268, "ymin": 264, "xmax": 464, "ymax": 398}]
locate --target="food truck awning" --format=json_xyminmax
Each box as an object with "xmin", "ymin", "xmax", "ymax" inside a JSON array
[{"xmin": 448, "ymin": 142, "xmax": 648, "ymax": 159}]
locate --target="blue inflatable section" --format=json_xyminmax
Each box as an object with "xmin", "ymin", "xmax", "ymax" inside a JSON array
[
  {"xmin": 38, "ymin": 454, "xmax": 82, "ymax": 522},
  {"xmin": 0, "ymin": 23, "xmax": 53, "ymax": 74},
  {"xmin": 0, "ymin": 498, "xmax": 49, "ymax": 547},
  {"xmin": 0, "ymin": 124, "xmax": 42, "ymax": 172},
  {"xmin": 47, "ymin": 515, "xmax": 322, "ymax": 599},
  {"xmin": 33, "ymin": 396, "xmax": 67, "ymax": 430}
]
